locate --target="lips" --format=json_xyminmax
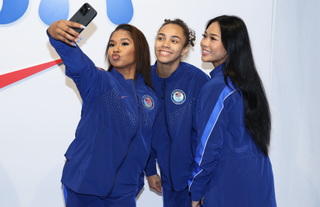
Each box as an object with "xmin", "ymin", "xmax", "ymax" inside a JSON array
[
  {"xmin": 112, "ymin": 54, "xmax": 120, "ymax": 60},
  {"xmin": 202, "ymin": 49, "xmax": 211, "ymax": 56},
  {"xmin": 159, "ymin": 50, "xmax": 172, "ymax": 56}
]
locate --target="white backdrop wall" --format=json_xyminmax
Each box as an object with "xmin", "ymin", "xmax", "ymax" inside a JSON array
[
  {"xmin": 1, "ymin": 0, "xmax": 315, "ymax": 206},
  {"xmin": 270, "ymin": 0, "xmax": 320, "ymax": 206}
]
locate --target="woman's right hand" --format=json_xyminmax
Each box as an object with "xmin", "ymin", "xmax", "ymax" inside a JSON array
[
  {"xmin": 147, "ymin": 174, "xmax": 162, "ymax": 193},
  {"xmin": 47, "ymin": 20, "xmax": 84, "ymax": 46},
  {"xmin": 192, "ymin": 196, "xmax": 204, "ymax": 207},
  {"xmin": 191, "ymin": 200, "xmax": 201, "ymax": 207}
]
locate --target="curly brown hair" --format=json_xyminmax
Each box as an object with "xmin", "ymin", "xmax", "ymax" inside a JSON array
[{"xmin": 159, "ymin": 19, "xmax": 196, "ymax": 48}]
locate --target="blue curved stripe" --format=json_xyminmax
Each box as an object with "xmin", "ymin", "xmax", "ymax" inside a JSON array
[
  {"xmin": 0, "ymin": 0, "xmax": 29, "ymax": 24},
  {"xmin": 195, "ymin": 85, "xmax": 235, "ymax": 165},
  {"xmin": 107, "ymin": 0, "xmax": 133, "ymax": 25},
  {"xmin": 39, "ymin": 0, "xmax": 69, "ymax": 25},
  {"xmin": 188, "ymin": 165, "xmax": 202, "ymax": 187},
  {"xmin": 63, "ymin": 185, "xmax": 68, "ymax": 204},
  {"xmin": 189, "ymin": 84, "xmax": 235, "ymax": 188}
]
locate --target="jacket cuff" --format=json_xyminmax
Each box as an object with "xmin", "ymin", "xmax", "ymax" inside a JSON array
[
  {"xmin": 145, "ymin": 163, "xmax": 157, "ymax": 177},
  {"xmin": 191, "ymin": 191, "xmax": 204, "ymax": 202},
  {"xmin": 47, "ymin": 29, "xmax": 73, "ymax": 49}
]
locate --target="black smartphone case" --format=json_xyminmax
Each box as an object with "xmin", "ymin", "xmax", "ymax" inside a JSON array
[{"xmin": 69, "ymin": 3, "xmax": 97, "ymax": 34}]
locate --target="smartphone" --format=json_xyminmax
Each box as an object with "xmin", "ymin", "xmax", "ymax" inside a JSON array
[{"xmin": 69, "ymin": 3, "xmax": 97, "ymax": 34}]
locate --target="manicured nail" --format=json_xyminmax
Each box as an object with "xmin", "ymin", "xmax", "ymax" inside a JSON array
[{"xmin": 82, "ymin": 25, "xmax": 87, "ymax": 29}]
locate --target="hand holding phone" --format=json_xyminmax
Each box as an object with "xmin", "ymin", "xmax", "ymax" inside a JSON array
[
  {"xmin": 69, "ymin": 3, "xmax": 97, "ymax": 34},
  {"xmin": 48, "ymin": 3, "xmax": 97, "ymax": 46}
]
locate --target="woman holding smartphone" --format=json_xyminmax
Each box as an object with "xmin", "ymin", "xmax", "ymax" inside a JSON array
[
  {"xmin": 145, "ymin": 19, "xmax": 209, "ymax": 207},
  {"xmin": 188, "ymin": 15, "xmax": 277, "ymax": 207},
  {"xmin": 47, "ymin": 20, "xmax": 159, "ymax": 207}
]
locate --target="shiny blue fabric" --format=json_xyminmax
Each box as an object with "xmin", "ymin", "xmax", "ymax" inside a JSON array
[
  {"xmin": 145, "ymin": 61, "xmax": 209, "ymax": 195},
  {"xmin": 48, "ymin": 33, "xmax": 159, "ymax": 199},
  {"xmin": 162, "ymin": 187, "xmax": 191, "ymax": 207},
  {"xmin": 64, "ymin": 184, "xmax": 136, "ymax": 207},
  {"xmin": 189, "ymin": 63, "xmax": 277, "ymax": 206}
]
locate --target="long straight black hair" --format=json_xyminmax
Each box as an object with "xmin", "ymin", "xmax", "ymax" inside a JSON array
[
  {"xmin": 206, "ymin": 15, "xmax": 271, "ymax": 156},
  {"xmin": 105, "ymin": 24, "xmax": 154, "ymax": 90}
]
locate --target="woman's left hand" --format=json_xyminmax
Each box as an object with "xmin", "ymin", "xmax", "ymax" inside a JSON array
[{"xmin": 48, "ymin": 20, "xmax": 84, "ymax": 46}]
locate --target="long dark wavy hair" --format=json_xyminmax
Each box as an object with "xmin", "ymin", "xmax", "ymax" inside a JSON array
[
  {"xmin": 207, "ymin": 15, "xmax": 271, "ymax": 156},
  {"xmin": 105, "ymin": 24, "xmax": 154, "ymax": 90}
]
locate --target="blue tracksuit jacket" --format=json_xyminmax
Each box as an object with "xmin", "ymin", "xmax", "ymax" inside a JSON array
[
  {"xmin": 48, "ymin": 34, "xmax": 159, "ymax": 198},
  {"xmin": 188, "ymin": 63, "xmax": 277, "ymax": 206},
  {"xmin": 145, "ymin": 61, "xmax": 209, "ymax": 192}
]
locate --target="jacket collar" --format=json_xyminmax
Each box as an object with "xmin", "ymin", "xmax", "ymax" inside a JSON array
[
  {"xmin": 151, "ymin": 61, "xmax": 184, "ymax": 82},
  {"xmin": 209, "ymin": 62, "xmax": 226, "ymax": 79},
  {"xmin": 110, "ymin": 68, "xmax": 144, "ymax": 84}
]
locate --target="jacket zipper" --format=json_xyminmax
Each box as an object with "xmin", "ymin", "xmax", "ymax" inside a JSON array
[
  {"xmin": 107, "ymin": 80, "xmax": 141, "ymax": 197},
  {"xmin": 162, "ymin": 80, "xmax": 175, "ymax": 192}
]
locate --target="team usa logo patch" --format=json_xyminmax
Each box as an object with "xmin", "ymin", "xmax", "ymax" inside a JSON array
[
  {"xmin": 171, "ymin": 89, "xmax": 186, "ymax": 105},
  {"xmin": 142, "ymin": 95, "xmax": 155, "ymax": 110}
]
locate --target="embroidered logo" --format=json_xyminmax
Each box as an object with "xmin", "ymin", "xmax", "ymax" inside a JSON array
[
  {"xmin": 171, "ymin": 89, "xmax": 186, "ymax": 105},
  {"xmin": 142, "ymin": 95, "xmax": 154, "ymax": 110}
]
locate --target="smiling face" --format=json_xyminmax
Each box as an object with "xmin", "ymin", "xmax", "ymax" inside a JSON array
[
  {"xmin": 107, "ymin": 29, "xmax": 136, "ymax": 73},
  {"xmin": 155, "ymin": 23, "xmax": 189, "ymax": 67},
  {"xmin": 201, "ymin": 21, "xmax": 228, "ymax": 67}
]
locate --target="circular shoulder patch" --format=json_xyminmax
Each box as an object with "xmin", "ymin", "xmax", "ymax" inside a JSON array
[
  {"xmin": 142, "ymin": 95, "xmax": 155, "ymax": 110},
  {"xmin": 171, "ymin": 89, "xmax": 186, "ymax": 105}
]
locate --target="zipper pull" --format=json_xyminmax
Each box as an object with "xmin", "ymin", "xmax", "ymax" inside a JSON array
[{"xmin": 161, "ymin": 80, "xmax": 165, "ymax": 99}]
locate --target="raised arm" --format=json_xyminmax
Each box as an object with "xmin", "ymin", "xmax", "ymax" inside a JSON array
[{"xmin": 47, "ymin": 20, "xmax": 104, "ymax": 101}]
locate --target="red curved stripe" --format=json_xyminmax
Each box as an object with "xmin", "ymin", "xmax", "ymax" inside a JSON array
[{"xmin": 0, "ymin": 59, "xmax": 63, "ymax": 89}]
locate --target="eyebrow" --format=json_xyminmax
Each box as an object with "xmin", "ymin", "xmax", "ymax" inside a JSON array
[
  {"xmin": 210, "ymin": 34, "xmax": 219, "ymax": 37},
  {"xmin": 158, "ymin": 33, "xmax": 181, "ymax": 40},
  {"xmin": 205, "ymin": 31, "xmax": 220, "ymax": 38},
  {"xmin": 109, "ymin": 38, "xmax": 131, "ymax": 42}
]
